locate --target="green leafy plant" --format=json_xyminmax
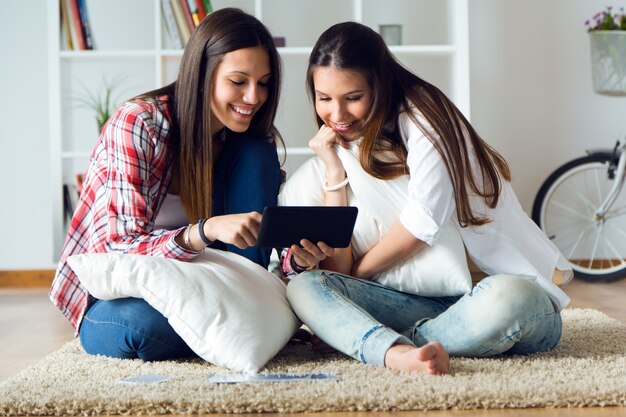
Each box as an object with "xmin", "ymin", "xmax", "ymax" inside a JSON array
[
  {"xmin": 74, "ymin": 75, "xmax": 125, "ymax": 131},
  {"xmin": 586, "ymin": 6, "xmax": 626, "ymax": 31}
]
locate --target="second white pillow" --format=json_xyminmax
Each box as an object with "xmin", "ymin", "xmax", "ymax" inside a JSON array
[
  {"xmin": 279, "ymin": 148, "xmax": 472, "ymax": 297},
  {"xmin": 68, "ymin": 250, "xmax": 300, "ymax": 373}
]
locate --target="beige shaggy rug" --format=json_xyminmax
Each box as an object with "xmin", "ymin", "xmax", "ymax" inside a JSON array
[{"xmin": 1, "ymin": 308, "xmax": 625, "ymax": 415}]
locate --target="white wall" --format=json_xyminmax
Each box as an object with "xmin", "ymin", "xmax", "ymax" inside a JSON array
[
  {"xmin": 1, "ymin": 0, "xmax": 625, "ymax": 270},
  {"xmin": 0, "ymin": 0, "xmax": 53, "ymax": 269},
  {"xmin": 469, "ymin": 0, "xmax": 626, "ymax": 211}
]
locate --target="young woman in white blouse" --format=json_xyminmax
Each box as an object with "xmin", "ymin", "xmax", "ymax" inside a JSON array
[{"xmin": 283, "ymin": 22, "xmax": 573, "ymax": 375}]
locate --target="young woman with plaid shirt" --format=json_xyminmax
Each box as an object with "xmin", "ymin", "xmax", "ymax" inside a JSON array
[{"xmin": 50, "ymin": 8, "xmax": 284, "ymax": 361}]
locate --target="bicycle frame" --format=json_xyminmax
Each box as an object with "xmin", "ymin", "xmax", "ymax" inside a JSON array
[{"xmin": 588, "ymin": 140, "xmax": 626, "ymax": 220}]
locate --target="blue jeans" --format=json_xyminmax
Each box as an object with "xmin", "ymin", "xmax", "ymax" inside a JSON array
[
  {"xmin": 286, "ymin": 271, "xmax": 562, "ymax": 367},
  {"xmin": 209, "ymin": 133, "xmax": 281, "ymax": 268},
  {"xmin": 80, "ymin": 298, "xmax": 197, "ymax": 360},
  {"xmin": 80, "ymin": 134, "xmax": 281, "ymax": 360}
]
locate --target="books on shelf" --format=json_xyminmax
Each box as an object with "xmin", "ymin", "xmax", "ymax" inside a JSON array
[
  {"xmin": 166, "ymin": 0, "xmax": 213, "ymax": 48},
  {"xmin": 164, "ymin": 0, "xmax": 213, "ymax": 49},
  {"xmin": 59, "ymin": 0, "xmax": 73, "ymax": 50},
  {"xmin": 59, "ymin": 0, "xmax": 213, "ymax": 51},
  {"xmin": 169, "ymin": 0, "xmax": 191, "ymax": 46},
  {"xmin": 77, "ymin": 0, "xmax": 94, "ymax": 49},
  {"xmin": 161, "ymin": 0, "xmax": 183, "ymax": 49},
  {"xmin": 63, "ymin": 173, "xmax": 84, "ymax": 226},
  {"xmin": 60, "ymin": 0, "xmax": 93, "ymax": 50},
  {"xmin": 180, "ymin": 0, "xmax": 195, "ymax": 32},
  {"xmin": 194, "ymin": 0, "xmax": 206, "ymax": 20}
]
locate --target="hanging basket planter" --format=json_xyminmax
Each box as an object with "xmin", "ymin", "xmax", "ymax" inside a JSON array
[{"xmin": 589, "ymin": 31, "xmax": 626, "ymax": 96}]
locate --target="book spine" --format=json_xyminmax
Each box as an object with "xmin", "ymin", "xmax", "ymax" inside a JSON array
[
  {"xmin": 68, "ymin": 0, "xmax": 86, "ymax": 50},
  {"xmin": 63, "ymin": 0, "xmax": 78, "ymax": 49},
  {"xmin": 194, "ymin": 0, "xmax": 206, "ymax": 21},
  {"xmin": 169, "ymin": 0, "xmax": 191, "ymax": 45},
  {"xmin": 191, "ymin": 12, "xmax": 200, "ymax": 27},
  {"xmin": 63, "ymin": 184, "xmax": 79, "ymax": 225},
  {"xmin": 75, "ymin": 173, "xmax": 84, "ymax": 196},
  {"xmin": 77, "ymin": 0, "xmax": 94, "ymax": 50},
  {"xmin": 186, "ymin": 0, "xmax": 200, "ymax": 26},
  {"xmin": 203, "ymin": 0, "xmax": 212, "ymax": 14},
  {"xmin": 59, "ymin": 0, "xmax": 74, "ymax": 50},
  {"xmin": 161, "ymin": 0, "xmax": 183, "ymax": 49},
  {"xmin": 179, "ymin": 0, "xmax": 195, "ymax": 31}
]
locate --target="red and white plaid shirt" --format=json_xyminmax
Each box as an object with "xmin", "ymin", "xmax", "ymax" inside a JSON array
[{"xmin": 50, "ymin": 96, "xmax": 199, "ymax": 333}]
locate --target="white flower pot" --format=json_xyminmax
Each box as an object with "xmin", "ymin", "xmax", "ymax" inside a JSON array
[{"xmin": 589, "ymin": 31, "xmax": 626, "ymax": 96}]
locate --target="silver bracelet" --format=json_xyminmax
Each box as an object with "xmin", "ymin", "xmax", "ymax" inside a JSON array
[
  {"xmin": 322, "ymin": 177, "xmax": 349, "ymax": 192},
  {"xmin": 183, "ymin": 223, "xmax": 193, "ymax": 250}
]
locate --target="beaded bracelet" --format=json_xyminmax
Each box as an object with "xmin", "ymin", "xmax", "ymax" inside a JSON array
[
  {"xmin": 322, "ymin": 177, "xmax": 349, "ymax": 192},
  {"xmin": 197, "ymin": 218, "xmax": 213, "ymax": 245}
]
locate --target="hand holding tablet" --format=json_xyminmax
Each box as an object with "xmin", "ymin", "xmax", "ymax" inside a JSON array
[{"xmin": 256, "ymin": 206, "xmax": 358, "ymax": 248}]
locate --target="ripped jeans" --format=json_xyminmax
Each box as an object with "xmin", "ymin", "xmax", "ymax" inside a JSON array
[{"xmin": 286, "ymin": 272, "xmax": 562, "ymax": 366}]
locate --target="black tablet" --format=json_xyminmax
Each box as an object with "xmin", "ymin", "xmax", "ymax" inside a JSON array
[{"xmin": 256, "ymin": 206, "xmax": 358, "ymax": 248}]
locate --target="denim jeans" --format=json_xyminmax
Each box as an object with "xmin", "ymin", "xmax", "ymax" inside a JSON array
[
  {"xmin": 209, "ymin": 133, "xmax": 281, "ymax": 268},
  {"xmin": 80, "ymin": 298, "xmax": 197, "ymax": 360},
  {"xmin": 286, "ymin": 271, "xmax": 562, "ymax": 367},
  {"xmin": 79, "ymin": 134, "xmax": 281, "ymax": 361}
]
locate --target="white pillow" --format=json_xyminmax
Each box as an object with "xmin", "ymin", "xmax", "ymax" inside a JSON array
[
  {"xmin": 67, "ymin": 250, "xmax": 300, "ymax": 373},
  {"xmin": 369, "ymin": 220, "xmax": 472, "ymax": 296},
  {"xmin": 279, "ymin": 152, "xmax": 472, "ymax": 297}
]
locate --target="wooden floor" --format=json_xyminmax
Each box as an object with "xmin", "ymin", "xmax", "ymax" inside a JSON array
[{"xmin": 1, "ymin": 278, "xmax": 625, "ymax": 417}]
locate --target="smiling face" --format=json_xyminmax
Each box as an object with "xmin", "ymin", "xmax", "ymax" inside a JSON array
[
  {"xmin": 210, "ymin": 46, "xmax": 271, "ymax": 135},
  {"xmin": 312, "ymin": 65, "xmax": 373, "ymax": 141}
]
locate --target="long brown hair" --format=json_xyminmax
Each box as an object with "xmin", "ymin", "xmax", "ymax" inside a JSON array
[
  {"xmin": 306, "ymin": 22, "xmax": 510, "ymax": 227},
  {"xmin": 137, "ymin": 8, "xmax": 282, "ymax": 221}
]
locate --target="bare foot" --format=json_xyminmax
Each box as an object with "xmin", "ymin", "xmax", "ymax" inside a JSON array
[{"xmin": 384, "ymin": 342, "xmax": 450, "ymax": 375}]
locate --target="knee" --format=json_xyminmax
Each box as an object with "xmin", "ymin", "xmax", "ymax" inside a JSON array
[
  {"xmin": 287, "ymin": 270, "xmax": 346, "ymax": 310},
  {"xmin": 472, "ymin": 275, "xmax": 552, "ymax": 321},
  {"xmin": 286, "ymin": 270, "xmax": 325, "ymax": 303},
  {"xmin": 79, "ymin": 298, "xmax": 171, "ymax": 359}
]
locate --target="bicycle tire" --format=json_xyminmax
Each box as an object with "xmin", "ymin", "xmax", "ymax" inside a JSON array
[{"xmin": 532, "ymin": 153, "xmax": 626, "ymax": 282}]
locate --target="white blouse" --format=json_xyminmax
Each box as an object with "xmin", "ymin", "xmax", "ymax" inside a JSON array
[{"xmin": 397, "ymin": 110, "xmax": 572, "ymax": 311}]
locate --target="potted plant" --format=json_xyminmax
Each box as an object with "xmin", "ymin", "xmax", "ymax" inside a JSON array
[
  {"xmin": 585, "ymin": 6, "xmax": 626, "ymax": 95},
  {"xmin": 74, "ymin": 75, "xmax": 124, "ymax": 133}
]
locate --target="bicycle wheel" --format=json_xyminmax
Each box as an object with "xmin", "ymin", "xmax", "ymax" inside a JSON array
[{"xmin": 532, "ymin": 153, "xmax": 626, "ymax": 281}]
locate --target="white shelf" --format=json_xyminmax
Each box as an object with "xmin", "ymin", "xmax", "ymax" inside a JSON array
[
  {"xmin": 276, "ymin": 47, "xmax": 312, "ymax": 55},
  {"xmin": 60, "ymin": 50, "xmax": 158, "ymax": 59},
  {"xmin": 277, "ymin": 147, "xmax": 314, "ymax": 156},
  {"xmin": 62, "ymin": 151, "xmax": 91, "ymax": 159},
  {"xmin": 159, "ymin": 49, "xmax": 185, "ymax": 58},
  {"xmin": 48, "ymin": 0, "xmax": 469, "ymax": 263}
]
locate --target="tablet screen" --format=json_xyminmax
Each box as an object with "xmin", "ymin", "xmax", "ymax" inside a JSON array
[{"xmin": 256, "ymin": 206, "xmax": 358, "ymax": 248}]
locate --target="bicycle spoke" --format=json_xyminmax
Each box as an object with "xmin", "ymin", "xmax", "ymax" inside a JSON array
[
  {"xmin": 535, "ymin": 156, "xmax": 626, "ymax": 278},
  {"xmin": 602, "ymin": 234, "xmax": 626, "ymax": 268},
  {"xmin": 586, "ymin": 223, "xmax": 603, "ymax": 269},
  {"xmin": 604, "ymin": 205, "xmax": 626, "ymax": 220},
  {"xmin": 547, "ymin": 200, "xmax": 591, "ymax": 222},
  {"xmin": 564, "ymin": 223, "xmax": 595, "ymax": 261},
  {"xmin": 616, "ymin": 226, "xmax": 626, "ymax": 240},
  {"xmin": 560, "ymin": 180, "xmax": 599, "ymax": 213},
  {"xmin": 592, "ymin": 168, "xmax": 604, "ymax": 206},
  {"xmin": 547, "ymin": 219, "xmax": 590, "ymax": 244}
]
